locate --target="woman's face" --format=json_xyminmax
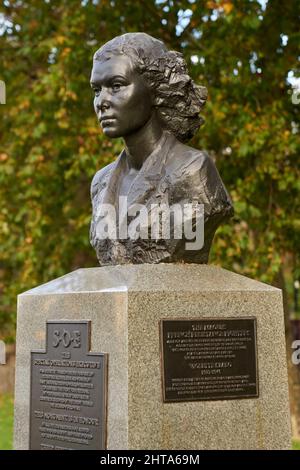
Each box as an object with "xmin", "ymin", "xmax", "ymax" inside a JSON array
[{"xmin": 90, "ymin": 55, "xmax": 153, "ymax": 138}]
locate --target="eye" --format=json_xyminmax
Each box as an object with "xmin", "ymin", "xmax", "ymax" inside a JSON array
[
  {"xmin": 112, "ymin": 82, "xmax": 123, "ymax": 92},
  {"xmin": 93, "ymin": 87, "xmax": 101, "ymax": 97}
]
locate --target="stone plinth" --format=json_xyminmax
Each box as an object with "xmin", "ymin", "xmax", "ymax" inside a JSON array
[{"xmin": 14, "ymin": 264, "xmax": 291, "ymax": 449}]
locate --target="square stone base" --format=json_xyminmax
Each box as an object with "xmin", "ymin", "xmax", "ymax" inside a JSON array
[{"xmin": 14, "ymin": 264, "xmax": 291, "ymax": 449}]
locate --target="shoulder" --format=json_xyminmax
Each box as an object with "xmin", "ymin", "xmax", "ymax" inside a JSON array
[
  {"xmin": 166, "ymin": 134, "xmax": 233, "ymax": 215},
  {"xmin": 90, "ymin": 161, "xmax": 115, "ymax": 200},
  {"xmin": 166, "ymin": 134, "xmax": 214, "ymax": 177}
]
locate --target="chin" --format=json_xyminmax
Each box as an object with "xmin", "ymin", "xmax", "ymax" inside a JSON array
[{"xmin": 102, "ymin": 128, "xmax": 122, "ymax": 138}]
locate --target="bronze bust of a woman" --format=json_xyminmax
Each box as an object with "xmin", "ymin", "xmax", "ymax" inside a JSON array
[{"xmin": 90, "ymin": 33, "xmax": 233, "ymax": 265}]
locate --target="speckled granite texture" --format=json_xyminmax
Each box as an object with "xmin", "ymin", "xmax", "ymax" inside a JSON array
[{"xmin": 14, "ymin": 264, "xmax": 291, "ymax": 449}]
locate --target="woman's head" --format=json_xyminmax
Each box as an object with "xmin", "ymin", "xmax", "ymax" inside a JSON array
[{"xmin": 92, "ymin": 32, "xmax": 207, "ymax": 142}]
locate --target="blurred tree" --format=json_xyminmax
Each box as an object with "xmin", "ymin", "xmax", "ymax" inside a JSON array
[{"xmin": 0, "ymin": 0, "xmax": 299, "ymax": 339}]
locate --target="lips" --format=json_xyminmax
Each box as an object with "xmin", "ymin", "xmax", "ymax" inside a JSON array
[{"xmin": 100, "ymin": 115, "xmax": 116, "ymax": 124}]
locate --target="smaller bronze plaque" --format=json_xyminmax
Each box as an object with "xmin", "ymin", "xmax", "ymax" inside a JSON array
[
  {"xmin": 160, "ymin": 318, "xmax": 258, "ymax": 402},
  {"xmin": 30, "ymin": 321, "xmax": 108, "ymax": 450}
]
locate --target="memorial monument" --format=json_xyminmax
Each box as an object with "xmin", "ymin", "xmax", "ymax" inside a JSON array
[
  {"xmin": 89, "ymin": 33, "xmax": 233, "ymax": 265},
  {"xmin": 14, "ymin": 33, "xmax": 291, "ymax": 450}
]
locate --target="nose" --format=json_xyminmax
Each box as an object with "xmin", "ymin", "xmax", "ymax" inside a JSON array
[{"xmin": 95, "ymin": 88, "xmax": 111, "ymax": 113}]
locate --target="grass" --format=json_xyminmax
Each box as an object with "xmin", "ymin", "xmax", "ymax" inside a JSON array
[
  {"xmin": 0, "ymin": 394, "xmax": 14, "ymax": 450},
  {"xmin": 293, "ymin": 440, "xmax": 300, "ymax": 450}
]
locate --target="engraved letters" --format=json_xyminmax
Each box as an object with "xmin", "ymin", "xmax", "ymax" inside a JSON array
[
  {"xmin": 30, "ymin": 321, "xmax": 107, "ymax": 450},
  {"xmin": 160, "ymin": 318, "xmax": 258, "ymax": 402},
  {"xmin": 52, "ymin": 329, "xmax": 81, "ymax": 348}
]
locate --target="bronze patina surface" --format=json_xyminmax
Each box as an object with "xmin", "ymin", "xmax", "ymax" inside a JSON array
[{"xmin": 30, "ymin": 321, "xmax": 107, "ymax": 450}]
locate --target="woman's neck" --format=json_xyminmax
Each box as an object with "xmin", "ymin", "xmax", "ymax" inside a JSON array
[{"xmin": 123, "ymin": 112, "xmax": 163, "ymax": 170}]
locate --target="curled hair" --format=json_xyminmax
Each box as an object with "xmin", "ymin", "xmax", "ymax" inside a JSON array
[{"xmin": 93, "ymin": 33, "xmax": 207, "ymax": 143}]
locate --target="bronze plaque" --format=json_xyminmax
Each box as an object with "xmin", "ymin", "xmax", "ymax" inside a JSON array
[
  {"xmin": 160, "ymin": 318, "xmax": 258, "ymax": 402},
  {"xmin": 30, "ymin": 321, "xmax": 108, "ymax": 450}
]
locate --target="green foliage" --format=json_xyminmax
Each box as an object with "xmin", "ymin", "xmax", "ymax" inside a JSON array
[
  {"xmin": 292, "ymin": 439, "xmax": 300, "ymax": 450},
  {"xmin": 293, "ymin": 440, "xmax": 300, "ymax": 450},
  {"xmin": 0, "ymin": 0, "xmax": 299, "ymax": 338},
  {"xmin": 0, "ymin": 394, "xmax": 14, "ymax": 450}
]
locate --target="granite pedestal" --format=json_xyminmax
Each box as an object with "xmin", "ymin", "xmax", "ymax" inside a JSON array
[{"xmin": 14, "ymin": 264, "xmax": 291, "ymax": 449}]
